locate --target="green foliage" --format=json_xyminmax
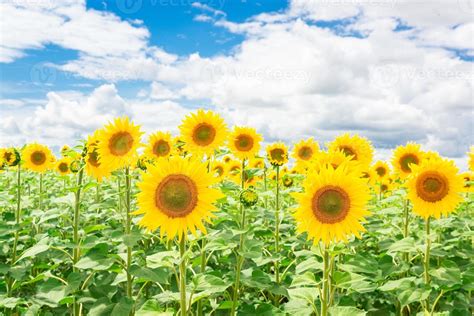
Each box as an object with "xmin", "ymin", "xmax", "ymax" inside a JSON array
[{"xmin": 0, "ymin": 168, "xmax": 472, "ymax": 315}]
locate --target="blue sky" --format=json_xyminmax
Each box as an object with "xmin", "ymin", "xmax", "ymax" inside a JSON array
[{"xmin": 0, "ymin": 0, "xmax": 472, "ymax": 168}]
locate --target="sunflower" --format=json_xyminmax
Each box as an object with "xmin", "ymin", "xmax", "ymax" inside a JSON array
[
  {"xmin": 22, "ymin": 143, "xmax": 54, "ymax": 173},
  {"xmin": 56, "ymin": 157, "xmax": 72, "ymax": 175},
  {"xmin": 327, "ymin": 134, "xmax": 373, "ymax": 167},
  {"xmin": 293, "ymin": 163, "xmax": 370, "ymax": 244},
  {"xmin": 179, "ymin": 109, "xmax": 228, "ymax": 157},
  {"xmin": 372, "ymin": 161, "xmax": 390, "ymax": 181},
  {"xmin": 85, "ymin": 131, "xmax": 112, "ymax": 182},
  {"xmin": 460, "ymin": 172, "xmax": 473, "ymax": 193},
  {"xmin": 211, "ymin": 161, "xmax": 225, "ymax": 179},
  {"xmin": 391, "ymin": 143, "xmax": 425, "ymax": 179},
  {"xmin": 60, "ymin": 145, "xmax": 70, "ymax": 156},
  {"xmin": 97, "ymin": 117, "xmax": 143, "ymax": 171},
  {"xmin": 469, "ymin": 146, "xmax": 474, "ymax": 171},
  {"xmin": 145, "ymin": 131, "xmax": 174, "ymax": 160},
  {"xmin": 292, "ymin": 138, "xmax": 319, "ymax": 168},
  {"xmin": 1, "ymin": 148, "xmax": 20, "ymax": 166},
  {"xmin": 226, "ymin": 159, "xmax": 243, "ymax": 183},
  {"xmin": 220, "ymin": 155, "xmax": 230, "ymax": 163},
  {"xmin": 375, "ymin": 178, "xmax": 393, "ymax": 196},
  {"xmin": 228, "ymin": 126, "xmax": 262, "ymax": 160},
  {"xmin": 407, "ymin": 159, "xmax": 463, "ymax": 219},
  {"xmin": 134, "ymin": 156, "xmax": 224, "ymax": 240},
  {"xmin": 249, "ymin": 157, "xmax": 265, "ymax": 170},
  {"xmin": 314, "ymin": 150, "xmax": 360, "ymax": 173},
  {"xmin": 266, "ymin": 142, "xmax": 289, "ymax": 166},
  {"xmin": 424, "ymin": 151, "xmax": 441, "ymax": 162}
]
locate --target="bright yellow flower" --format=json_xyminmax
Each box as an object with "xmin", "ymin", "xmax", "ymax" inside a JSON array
[
  {"xmin": 228, "ymin": 126, "xmax": 262, "ymax": 160},
  {"xmin": 327, "ymin": 133, "xmax": 373, "ymax": 167},
  {"xmin": 56, "ymin": 157, "xmax": 72, "ymax": 175},
  {"xmin": 179, "ymin": 109, "xmax": 228, "ymax": 157},
  {"xmin": 134, "ymin": 156, "xmax": 224, "ymax": 240},
  {"xmin": 22, "ymin": 143, "xmax": 54, "ymax": 173},
  {"xmin": 372, "ymin": 161, "xmax": 390, "ymax": 181},
  {"xmin": 292, "ymin": 138, "xmax": 319, "ymax": 169},
  {"xmin": 407, "ymin": 158, "xmax": 463, "ymax": 219},
  {"xmin": 392, "ymin": 142, "xmax": 425, "ymax": 179},
  {"xmin": 266, "ymin": 142, "xmax": 289, "ymax": 166},
  {"xmin": 97, "ymin": 117, "xmax": 143, "ymax": 171},
  {"xmin": 85, "ymin": 130, "xmax": 112, "ymax": 182},
  {"xmin": 293, "ymin": 164, "xmax": 371, "ymax": 245},
  {"xmin": 145, "ymin": 131, "xmax": 174, "ymax": 160}
]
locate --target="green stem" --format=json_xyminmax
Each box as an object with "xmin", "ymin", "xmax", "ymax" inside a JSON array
[
  {"xmin": 403, "ymin": 199, "xmax": 410, "ymax": 264},
  {"xmin": 179, "ymin": 234, "xmax": 187, "ymax": 316},
  {"xmin": 274, "ymin": 166, "xmax": 281, "ymax": 306},
  {"xmin": 231, "ymin": 159, "xmax": 247, "ymax": 316},
  {"xmin": 39, "ymin": 173, "xmax": 43, "ymax": 211},
  {"xmin": 424, "ymin": 217, "xmax": 431, "ymax": 311},
  {"xmin": 125, "ymin": 167, "xmax": 133, "ymax": 302},
  {"xmin": 8, "ymin": 164, "xmax": 21, "ymax": 298},
  {"xmin": 12, "ymin": 164, "xmax": 21, "ymax": 263},
  {"xmin": 321, "ymin": 245, "xmax": 330, "ymax": 316},
  {"xmin": 72, "ymin": 164, "xmax": 84, "ymax": 316}
]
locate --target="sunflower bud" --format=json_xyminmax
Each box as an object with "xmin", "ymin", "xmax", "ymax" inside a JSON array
[
  {"xmin": 239, "ymin": 188, "xmax": 258, "ymax": 207},
  {"xmin": 283, "ymin": 176, "xmax": 293, "ymax": 187},
  {"xmin": 69, "ymin": 159, "xmax": 82, "ymax": 173}
]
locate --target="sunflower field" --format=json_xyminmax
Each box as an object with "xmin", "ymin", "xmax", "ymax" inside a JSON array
[{"xmin": 0, "ymin": 110, "xmax": 473, "ymax": 316}]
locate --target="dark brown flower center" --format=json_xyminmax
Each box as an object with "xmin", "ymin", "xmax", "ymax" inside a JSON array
[
  {"xmin": 400, "ymin": 153, "xmax": 419, "ymax": 173},
  {"xmin": 312, "ymin": 185, "xmax": 350, "ymax": 224},
  {"xmin": 235, "ymin": 134, "xmax": 254, "ymax": 152},
  {"xmin": 376, "ymin": 166, "xmax": 387, "ymax": 177},
  {"xmin": 31, "ymin": 151, "xmax": 46, "ymax": 165},
  {"xmin": 153, "ymin": 140, "xmax": 171, "ymax": 157},
  {"xmin": 155, "ymin": 174, "xmax": 198, "ymax": 218},
  {"xmin": 108, "ymin": 132, "xmax": 134, "ymax": 156},
  {"xmin": 416, "ymin": 171, "xmax": 449, "ymax": 202},
  {"xmin": 192, "ymin": 123, "xmax": 216, "ymax": 146},
  {"xmin": 88, "ymin": 149, "xmax": 101, "ymax": 167},
  {"xmin": 58, "ymin": 162, "xmax": 69, "ymax": 172},
  {"xmin": 340, "ymin": 146, "xmax": 357, "ymax": 160},
  {"xmin": 298, "ymin": 146, "xmax": 313, "ymax": 160},
  {"xmin": 270, "ymin": 148, "xmax": 286, "ymax": 163}
]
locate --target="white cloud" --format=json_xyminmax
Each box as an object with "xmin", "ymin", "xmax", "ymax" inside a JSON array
[{"xmin": 1, "ymin": 0, "xmax": 473, "ymax": 170}]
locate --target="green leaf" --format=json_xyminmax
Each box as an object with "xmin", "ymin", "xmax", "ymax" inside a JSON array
[
  {"xmin": 111, "ymin": 297, "xmax": 135, "ymax": 316},
  {"xmin": 398, "ymin": 287, "xmax": 431, "ymax": 307},
  {"xmin": 378, "ymin": 277, "xmax": 416, "ymax": 292},
  {"xmin": 30, "ymin": 279, "xmax": 66, "ymax": 307},
  {"xmin": 130, "ymin": 265, "xmax": 169, "ymax": 284},
  {"xmin": 329, "ymin": 306, "xmax": 366, "ymax": 316},
  {"xmin": 74, "ymin": 243, "xmax": 114, "ymax": 270},
  {"xmin": 123, "ymin": 233, "xmax": 142, "ymax": 247},
  {"xmin": 387, "ymin": 237, "xmax": 415, "ymax": 255},
  {"xmin": 15, "ymin": 243, "xmax": 49, "ymax": 263}
]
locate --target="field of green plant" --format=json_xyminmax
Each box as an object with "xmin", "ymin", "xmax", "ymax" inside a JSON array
[{"xmin": 0, "ymin": 113, "xmax": 473, "ymax": 316}]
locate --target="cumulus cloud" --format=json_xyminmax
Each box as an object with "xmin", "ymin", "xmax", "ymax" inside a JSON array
[{"xmin": 0, "ymin": 0, "xmax": 472, "ymax": 169}]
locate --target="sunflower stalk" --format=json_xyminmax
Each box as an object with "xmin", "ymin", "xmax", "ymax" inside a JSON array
[
  {"xmin": 274, "ymin": 165, "xmax": 281, "ymax": 306},
  {"xmin": 423, "ymin": 216, "xmax": 431, "ymax": 311},
  {"xmin": 124, "ymin": 167, "xmax": 134, "ymax": 306},
  {"xmin": 8, "ymin": 164, "xmax": 22, "ymax": 298},
  {"xmin": 231, "ymin": 159, "xmax": 247, "ymax": 316},
  {"xmin": 72, "ymin": 162, "xmax": 84, "ymax": 316},
  {"xmin": 179, "ymin": 233, "xmax": 187, "ymax": 316},
  {"xmin": 321, "ymin": 245, "xmax": 331, "ymax": 316}
]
